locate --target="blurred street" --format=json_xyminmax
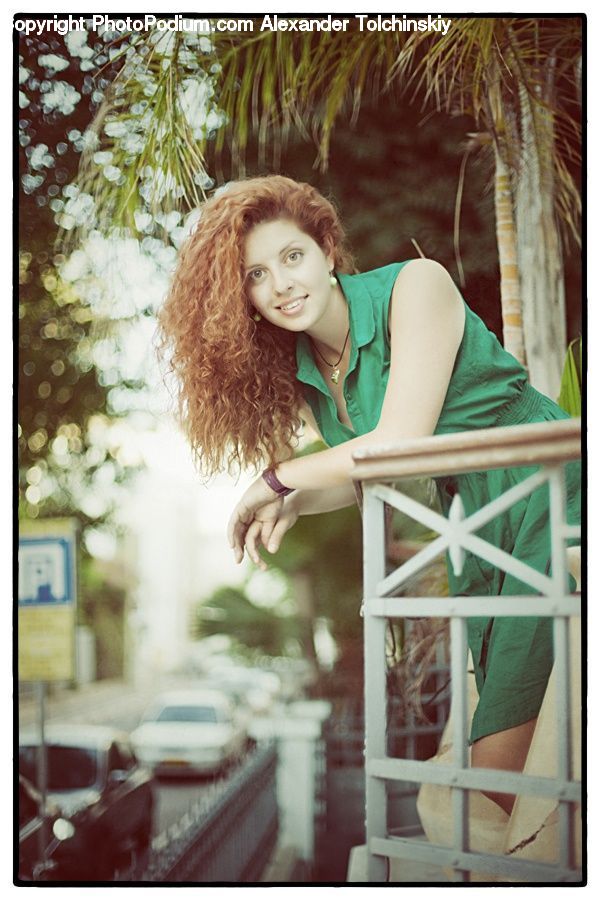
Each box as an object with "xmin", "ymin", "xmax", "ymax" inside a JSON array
[
  {"xmin": 19, "ymin": 677, "xmax": 176, "ymax": 731},
  {"xmin": 19, "ymin": 676, "xmax": 253, "ymax": 843}
]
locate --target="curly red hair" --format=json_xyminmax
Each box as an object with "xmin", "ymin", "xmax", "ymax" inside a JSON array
[{"xmin": 157, "ymin": 175, "xmax": 355, "ymax": 477}]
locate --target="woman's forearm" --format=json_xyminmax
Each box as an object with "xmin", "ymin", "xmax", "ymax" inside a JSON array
[
  {"xmin": 293, "ymin": 481, "xmax": 358, "ymax": 515},
  {"xmin": 276, "ymin": 430, "xmax": 378, "ymax": 492}
]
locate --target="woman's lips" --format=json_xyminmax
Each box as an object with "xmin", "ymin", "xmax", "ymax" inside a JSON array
[{"xmin": 277, "ymin": 295, "xmax": 307, "ymax": 316}]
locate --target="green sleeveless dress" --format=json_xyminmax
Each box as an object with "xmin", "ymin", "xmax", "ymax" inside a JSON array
[{"xmin": 295, "ymin": 261, "xmax": 581, "ymax": 744}]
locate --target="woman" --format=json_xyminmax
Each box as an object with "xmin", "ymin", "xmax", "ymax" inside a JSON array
[{"xmin": 159, "ymin": 174, "xmax": 580, "ymax": 814}]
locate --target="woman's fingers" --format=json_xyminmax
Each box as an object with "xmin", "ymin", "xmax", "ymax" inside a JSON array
[
  {"xmin": 244, "ymin": 519, "xmax": 266, "ymax": 570},
  {"xmin": 233, "ymin": 528, "xmax": 247, "ymax": 564},
  {"xmin": 232, "ymin": 518, "xmax": 251, "ymax": 563},
  {"xmin": 229, "ymin": 496, "xmax": 287, "ymax": 568},
  {"xmin": 267, "ymin": 513, "xmax": 293, "ymax": 554},
  {"xmin": 228, "ymin": 501, "xmax": 256, "ymax": 563},
  {"xmin": 260, "ymin": 519, "xmax": 275, "ymax": 552},
  {"xmin": 227, "ymin": 476, "xmax": 277, "ymax": 550},
  {"xmin": 227, "ymin": 502, "xmax": 246, "ymax": 549}
]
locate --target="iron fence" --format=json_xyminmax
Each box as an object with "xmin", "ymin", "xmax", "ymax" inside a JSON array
[{"xmin": 140, "ymin": 742, "xmax": 278, "ymax": 883}]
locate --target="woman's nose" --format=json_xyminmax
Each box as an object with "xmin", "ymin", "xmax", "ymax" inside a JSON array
[{"xmin": 272, "ymin": 269, "xmax": 292, "ymax": 295}]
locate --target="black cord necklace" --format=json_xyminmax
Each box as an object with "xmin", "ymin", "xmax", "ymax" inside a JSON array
[{"xmin": 312, "ymin": 327, "xmax": 351, "ymax": 384}]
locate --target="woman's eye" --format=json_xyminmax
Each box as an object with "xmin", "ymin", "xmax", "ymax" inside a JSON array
[
  {"xmin": 249, "ymin": 269, "xmax": 264, "ymax": 281},
  {"xmin": 287, "ymin": 251, "xmax": 302, "ymax": 262}
]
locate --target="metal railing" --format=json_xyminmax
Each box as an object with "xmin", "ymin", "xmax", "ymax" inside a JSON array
[
  {"xmin": 352, "ymin": 418, "xmax": 582, "ymax": 883},
  {"xmin": 141, "ymin": 742, "xmax": 278, "ymax": 882}
]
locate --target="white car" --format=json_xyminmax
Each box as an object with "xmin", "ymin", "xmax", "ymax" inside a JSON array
[{"xmin": 129, "ymin": 690, "xmax": 248, "ymax": 777}]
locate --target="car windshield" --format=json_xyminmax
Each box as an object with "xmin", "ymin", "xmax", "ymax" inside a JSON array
[
  {"xmin": 153, "ymin": 705, "xmax": 219, "ymax": 724},
  {"xmin": 19, "ymin": 745, "xmax": 98, "ymax": 790}
]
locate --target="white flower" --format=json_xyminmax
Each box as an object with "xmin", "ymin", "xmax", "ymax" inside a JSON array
[
  {"xmin": 134, "ymin": 210, "xmax": 154, "ymax": 232},
  {"xmin": 155, "ymin": 211, "xmax": 181, "ymax": 232},
  {"xmin": 121, "ymin": 133, "xmax": 145, "ymax": 154},
  {"xmin": 93, "ymin": 151, "xmax": 114, "ymax": 165},
  {"xmin": 103, "ymin": 166, "xmax": 122, "ymax": 183},
  {"xmin": 80, "ymin": 129, "xmax": 100, "ymax": 151},
  {"xmin": 41, "ymin": 81, "xmax": 81, "ymax": 115},
  {"xmin": 66, "ymin": 31, "xmax": 94, "ymax": 59},
  {"xmin": 30, "ymin": 144, "xmax": 55, "ymax": 170},
  {"xmin": 151, "ymin": 31, "xmax": 176, "ymax": 57},
  {"xmin": 63, "ymin": 192, "xmax": 96, "ymax": 226},
  {"xmin": 22, "ymin": 174, "xmax": 44, "ymax": 193},
  {"xmin": 104, "ymin": 120, "xmax": 128, "ymax": 138},
  {"xmin": 38, "ymin": 54, "xmax": 70, "ymax": 73},
  {"xmin": 178, "ymin": 77, "xmax": 213, "ymax": 131}
]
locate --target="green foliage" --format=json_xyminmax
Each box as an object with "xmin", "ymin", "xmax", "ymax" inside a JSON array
[
  {"xmin": 557, "ymin": 337, "xmax": 582, "ymax": 417},
  {"xmin": 18, "ymin": 251, "xmax": 138, "ymax": 527},
  {"xmin": 75, "ymin": 18, "xmax": 581, "ymax": 257},
  {"xmin": 193, "ymin": 585, "xmax": 299, "ymax": 656},
  {"xmin": 79, "ymin": 557, "xmax": 126, "ymax": 679},
  {"xmin": 267, "ymin": 505, "xmax": 363, "ymax": 641},
  {"xmin": 18, "ymin": 31, "xmax": 144, "ymax": 531}
]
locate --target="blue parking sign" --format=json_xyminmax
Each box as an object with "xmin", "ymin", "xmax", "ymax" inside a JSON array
[{"xmin": 18, "ymin": 537, "xmax": 75, "ymax": 607}]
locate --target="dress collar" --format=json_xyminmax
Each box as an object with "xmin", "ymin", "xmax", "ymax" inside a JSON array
[{"xmin": 295, "ymin": 270, "xmax": 375, "ymax": 387}]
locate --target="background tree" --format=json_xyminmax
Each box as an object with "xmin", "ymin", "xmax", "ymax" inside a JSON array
[
  {"xmin": 76, "ymin": 16, "xmax": 581, "ymax": 394},
  {"xmin": 191, "ymin": 585, "xmax": 301, "ymax": 658},
  {"xmin": 18, "ymin": 26, "xmax": 147, "ymax": 681},
  {"xmin": 18, "ymin": 251, "xmax": 139, "ymax": 524},
  {"xmin": 390, "ymin": 17, "xmax": 581, "ymax": 394},
  {"xmin": 18, "ymin": 24, "xmax": 145, "ymax": 526}
]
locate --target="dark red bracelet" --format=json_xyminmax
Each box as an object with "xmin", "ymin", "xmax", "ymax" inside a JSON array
[{"xmin": 262, "ymin": 467, "xmax": 295, "ymax": 497}]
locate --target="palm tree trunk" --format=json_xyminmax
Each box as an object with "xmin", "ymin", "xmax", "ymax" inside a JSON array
[
  {"xmin": 515, "ymin": 62, "xmax": 566, "ymax": 398},
  {"xmin": 493, "ymin": 148, "xmax": 527, "ymax": 366}
]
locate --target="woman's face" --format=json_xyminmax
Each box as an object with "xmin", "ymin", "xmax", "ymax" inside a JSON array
[{"xmin": 243, "ymin": 218, "xmax": 335, "ymax": 332}]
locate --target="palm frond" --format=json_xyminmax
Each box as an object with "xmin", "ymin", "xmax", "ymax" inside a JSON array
[{"xmin": 60, "ymin": 16, "xmax": 580, "ymax": 259}]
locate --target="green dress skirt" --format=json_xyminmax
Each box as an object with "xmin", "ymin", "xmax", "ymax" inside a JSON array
[
  {"xmin": 295, "ymin": 262, "xmax": 582, "ymax": 744},
  {"xmin": 435, "ymin": 383, "xmax": 580, "ymax": 743}
]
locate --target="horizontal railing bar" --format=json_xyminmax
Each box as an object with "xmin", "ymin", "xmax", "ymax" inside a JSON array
[
  {"xmin": 351, "ymin": 419, "xmax": 581, "ymax": 482},
  {"xmin": 370, "ymin": 836, "xmax": 580, "ymax": 882},
  {"xmin": 355, "ymin": 418, "xmax": 581, "ymax": 461},
  {"xmin": 367, "ymin": 757, "xmax": 581, "ymax": 801},
  {"xmin": 561, "ymin": 525, "xmax": 581, "ymax": 540},
  {"xmin": 352, "ymin": 439, "xmax": 581, "ymax": 482},
  {"xmin": 365, "ymin": 595, "xmax": 581, "ymax": 618}
]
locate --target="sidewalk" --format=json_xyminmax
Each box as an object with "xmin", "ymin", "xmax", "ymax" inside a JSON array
[{"xmin": 17, "ymin": 678, "xmax": 163, "ymax": 730}]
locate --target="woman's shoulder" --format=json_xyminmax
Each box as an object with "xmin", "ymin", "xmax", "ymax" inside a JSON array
[
  {"xmin": 345, "ymin": 260, "xmax": 461, "ymax": 312},
  {"xmin": 347, "ymin": 258, "xmax": 451, "ymax": 289},
  {"xmin": 340, "ymin": 260, "xmax": 415, "ymax": 298}
]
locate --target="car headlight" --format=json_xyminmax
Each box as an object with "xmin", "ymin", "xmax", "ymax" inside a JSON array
[{"xmin": 53, "ymin": 818, "xmax": 76, "ymax": 841}]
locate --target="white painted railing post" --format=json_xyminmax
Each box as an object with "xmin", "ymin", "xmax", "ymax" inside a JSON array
[
  {"xmin": 351, "ymin": 419, "xmax": 581, "ymax": 883},
  {"xmin": 363, "ymin": 485, "xmax": 389, "ymax": 883}
]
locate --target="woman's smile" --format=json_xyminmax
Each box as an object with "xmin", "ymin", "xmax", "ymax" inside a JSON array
[{"xmin": 276, "ymin": 294, "xmax": 308, "ymax": 315}]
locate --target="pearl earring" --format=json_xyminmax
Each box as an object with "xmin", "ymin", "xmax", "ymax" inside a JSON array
[
  {"xmin": 329, "ymin": 270, "xmax": 337, "ymax": 287},
  {"xmin": 253, "ymin": 312, "xmax": 262, "ymax": 322}
]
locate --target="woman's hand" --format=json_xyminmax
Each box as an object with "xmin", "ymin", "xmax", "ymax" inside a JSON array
[
  {"xmin": 242, "ymin": 495, "xmax": 300, "ymax": 571},
  {"xmin": 227, "ymin": 474, "xmax": 282, "ymax": 564}
]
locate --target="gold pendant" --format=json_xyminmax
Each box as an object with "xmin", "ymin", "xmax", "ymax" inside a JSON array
[{"xmin": 331, "ymin": 369, "xmax": 340, "ymax": 384}]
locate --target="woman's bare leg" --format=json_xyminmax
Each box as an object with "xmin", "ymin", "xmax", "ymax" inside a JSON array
[{"xmin": 470, "ymin": 717, "xmax": 537, "ymax": 815}]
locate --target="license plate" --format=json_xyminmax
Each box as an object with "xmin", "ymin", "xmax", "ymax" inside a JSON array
[{"xmin": 162, "ymin": 759, "xmax": 189, "ymax": 766}]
